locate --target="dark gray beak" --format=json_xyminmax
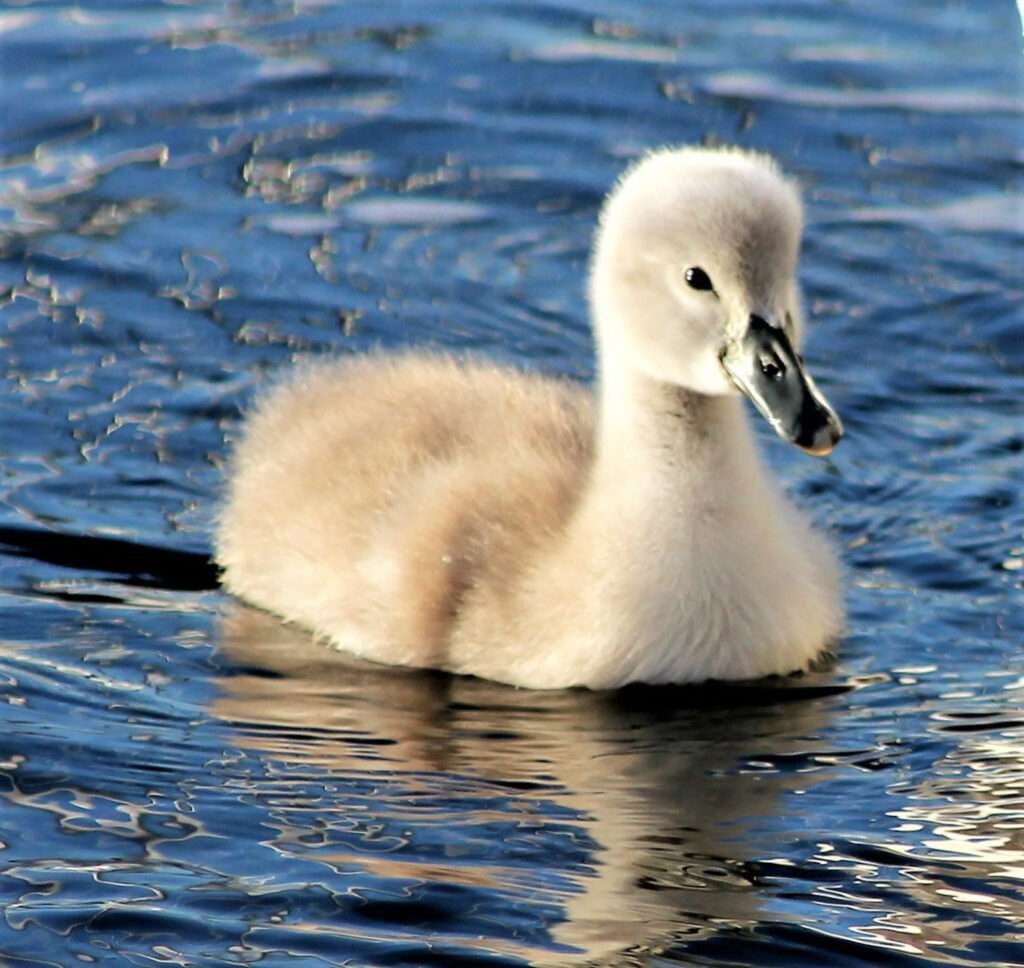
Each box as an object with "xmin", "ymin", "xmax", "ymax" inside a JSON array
[{"xmin": 719, "ymin": 314, "xmax": 843, "ymax": 456}]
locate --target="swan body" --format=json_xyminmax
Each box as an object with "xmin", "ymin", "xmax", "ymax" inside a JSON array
[{"xmin": 216, "ymin": 145, "xmax": 845, "ymax": 689}]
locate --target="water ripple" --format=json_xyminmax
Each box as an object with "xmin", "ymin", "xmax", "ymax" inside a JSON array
[{"xmin": 0, "ymin": 0, "xmax": 1021, "ymax": 965}]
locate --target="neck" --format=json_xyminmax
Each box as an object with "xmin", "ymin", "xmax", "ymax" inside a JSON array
[{"xmin": 593, "ymin": 358, "xmax": 758, "ymax": 497}]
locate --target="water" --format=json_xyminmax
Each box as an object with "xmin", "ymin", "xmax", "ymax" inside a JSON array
[{"xmin": 0, "ymin": 0, "xmax": 1021, "ymax": 964}]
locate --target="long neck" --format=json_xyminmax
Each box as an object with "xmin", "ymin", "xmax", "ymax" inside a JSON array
[{"xmin": 590, "ymin": 348, "xmax": 763, "ymax": 511}]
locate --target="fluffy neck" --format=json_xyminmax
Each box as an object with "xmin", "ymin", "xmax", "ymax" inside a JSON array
[{"xmin": 590, "ymin": 344, "xmax": 764, "ymax": 508}]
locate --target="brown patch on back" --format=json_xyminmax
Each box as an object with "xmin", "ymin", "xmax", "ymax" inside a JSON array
[
  {"xmin": 218, "ymin": 352, "xmax": 595, "ymax": 670},
  {"xmin": 389, "ymin": 449, "xmax": 592, "ymax": 669},
  {"xmin": 373, "ymin": 364, "xmax": 594, "ymax": 668}
]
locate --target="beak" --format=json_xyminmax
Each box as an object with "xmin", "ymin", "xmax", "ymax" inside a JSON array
[{"xmin": 719, "ymin": 314, "xmax": 843, "ymax": 457}]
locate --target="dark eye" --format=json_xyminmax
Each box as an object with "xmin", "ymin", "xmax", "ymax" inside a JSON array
[{"xmin": 684, "ymin": 267, "xmax": 713, "ymax": 291}]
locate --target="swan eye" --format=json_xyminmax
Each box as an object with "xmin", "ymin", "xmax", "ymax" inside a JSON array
[
  {"xmin": 760, "ymin": 354, "xmax": 785, "ymax": 381},
  {"xmin": 684, "ymin": 267, "xmax": 713, "ymax": 291}
]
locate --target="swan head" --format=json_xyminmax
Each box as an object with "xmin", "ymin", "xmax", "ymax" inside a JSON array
[{"xmin": 590, "ymin": 145, "xmax": 843, "ymax": 456}]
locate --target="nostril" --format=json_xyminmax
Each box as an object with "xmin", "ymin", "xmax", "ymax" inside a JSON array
[{"xmin": 759, "ymin": 354, "xmax": 785, "ymax": 380}]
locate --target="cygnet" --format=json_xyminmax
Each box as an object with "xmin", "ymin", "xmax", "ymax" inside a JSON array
[{"xmin": 215, "ymin": 145, "xmax": 845, "ymax": 689}]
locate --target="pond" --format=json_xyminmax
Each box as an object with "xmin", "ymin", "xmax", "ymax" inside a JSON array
[{"xmin": 0, "ymin": 1, "xmax": 1022, "ymax": 964}]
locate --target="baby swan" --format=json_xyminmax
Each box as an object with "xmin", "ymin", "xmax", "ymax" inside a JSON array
[{"xmin": 216, "ymin": 145, "xmax": 845, "ymax": 690}]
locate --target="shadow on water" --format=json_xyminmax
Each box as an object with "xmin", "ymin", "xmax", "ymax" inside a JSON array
[
  {"xmin": 213, "ymin": 605, "xmax": 851, "ymax": 965},
  {"xmin": 212, "ymin": 607, "xmax": 1024, "ymax": 966},
  {"xmin": 0, "ymin": 525, "xmax": 219, "ymax": 592}
]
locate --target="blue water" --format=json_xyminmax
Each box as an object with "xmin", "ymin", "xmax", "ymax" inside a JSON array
[{"xmin": 1, "ymin": 1, "xmax": 1022, "ymax": 964}]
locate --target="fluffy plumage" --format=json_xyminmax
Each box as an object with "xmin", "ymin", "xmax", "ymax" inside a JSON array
[{"xmin": 215, "ymin": 145, "xmax": 844, "ymax": 689}]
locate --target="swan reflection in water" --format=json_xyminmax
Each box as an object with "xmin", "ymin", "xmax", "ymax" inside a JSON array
[{"xmin": 212, "ymin": 604, "xmax": 841, "ymax": 964}]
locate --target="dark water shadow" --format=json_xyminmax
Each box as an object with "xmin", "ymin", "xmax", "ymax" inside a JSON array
[
  {"xmin": 210, "ymin": 604, "xmax": 850, "ymax": 965},
  {"xmin": 0, "ymin": 525, "xmax": 219, "ymax": 592}
]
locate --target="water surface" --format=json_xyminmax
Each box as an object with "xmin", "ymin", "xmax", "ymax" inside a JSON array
[{"xmin": 0, "ymin": 1, "xmax": 1022, "ymax": 964}]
